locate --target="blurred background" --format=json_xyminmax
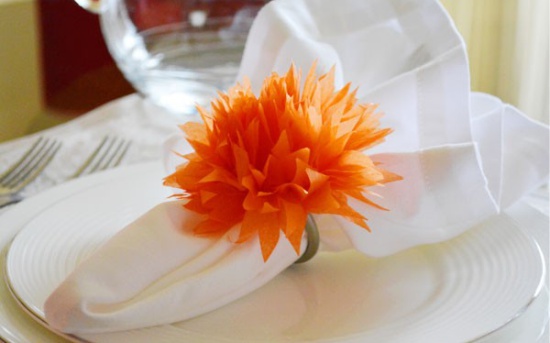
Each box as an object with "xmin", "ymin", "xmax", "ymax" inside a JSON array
[{"xmin": 0, "ymin": 0, "xmax": 548, "ymax": 142}]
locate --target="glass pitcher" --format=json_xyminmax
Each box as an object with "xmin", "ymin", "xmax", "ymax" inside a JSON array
[{"xmin": 75, "ymin": 0, "xmax": 268, "ymax": 116}]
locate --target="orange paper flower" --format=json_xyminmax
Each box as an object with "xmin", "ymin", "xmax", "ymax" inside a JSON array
[{"xmin": 164, "ymin": 64, "xmax": 401, "ymax": 261}]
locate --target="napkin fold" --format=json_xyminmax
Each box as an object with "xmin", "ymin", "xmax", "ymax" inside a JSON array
[
  {"xmin": 45, "ymin": 0, "xmax": 549, "ymax": 334},
  {"xmin": 45, "ymin": 200, "xmax": 303, "ymax": 333}
]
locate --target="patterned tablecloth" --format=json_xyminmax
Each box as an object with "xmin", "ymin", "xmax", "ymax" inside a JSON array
[{"xmin": 0, "ymin": 95, "xmax": 183, "ymax": 205}]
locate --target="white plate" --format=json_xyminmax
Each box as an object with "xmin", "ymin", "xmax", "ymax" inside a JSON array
[
  {"xmin": 2, "ymin": 162, "xmax": 548, "ymax": 343},
  {"xmin": 0, "ymin": 162, "xmax": 165, "ymax": 343}
]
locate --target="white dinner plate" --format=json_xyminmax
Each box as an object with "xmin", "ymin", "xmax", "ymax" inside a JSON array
[
  {"xmin": 2, "ymin": 162, "xmax": 548, "ymax": 343},
  {"xmin": 0, "ymin": 162, "xmax": 165, "ymax": 343}
]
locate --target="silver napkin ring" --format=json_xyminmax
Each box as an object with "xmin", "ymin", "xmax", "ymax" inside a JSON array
[{"xmin": 294, "ymin": 215, "xmax": 320, "ymax": 264}]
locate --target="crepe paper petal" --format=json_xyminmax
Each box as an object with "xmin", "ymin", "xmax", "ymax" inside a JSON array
[{"xmin": 164, "ymin": 62, "xmax": 400, "ymax": 261}]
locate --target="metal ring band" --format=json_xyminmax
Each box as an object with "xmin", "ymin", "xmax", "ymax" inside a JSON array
[{"xmin": 294, "ymin": 215, "xmax": 320, "ymax": 264}]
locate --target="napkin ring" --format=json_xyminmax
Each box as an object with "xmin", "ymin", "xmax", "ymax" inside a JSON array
[{"xmin": 294, "ymin": 215, "xmax": 320, "ymax": 264}]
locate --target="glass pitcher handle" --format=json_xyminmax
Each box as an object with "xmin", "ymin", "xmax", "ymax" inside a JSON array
[{"xmin": 74, "ymin": 0, "xmax": 104, "ymax": 14}]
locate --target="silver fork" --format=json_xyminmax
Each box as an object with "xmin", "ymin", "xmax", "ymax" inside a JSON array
[
  {"xmin": 0, "ymin": 137, "xmax": 62, "ymax": 207},
  {"xmin": 70, "ymin": 136, "xmax": 131, "ymax": 179}
]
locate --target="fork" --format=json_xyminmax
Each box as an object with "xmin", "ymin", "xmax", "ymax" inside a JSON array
[
  {"xmin": 0, "ymin": 137, "xmax": 62, "ymax": 207},
  {"xmin": 70, "ymin": 136, "xmax": 131, "ymax": 179}
]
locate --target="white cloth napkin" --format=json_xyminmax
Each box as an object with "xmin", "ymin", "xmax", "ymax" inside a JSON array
[{"xmin": 44, "ymin": 0, "xmax": 549, "ymax": 334}]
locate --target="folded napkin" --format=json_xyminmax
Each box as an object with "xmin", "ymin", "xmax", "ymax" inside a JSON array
[{"xmin": 45, "ymin": 0, "xmax": 549, "ymax": 334}]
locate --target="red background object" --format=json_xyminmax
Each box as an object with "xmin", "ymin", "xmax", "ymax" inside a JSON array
[{"xmin": 37, "ymin": 0, "xmax": 133, "ymax": 114}]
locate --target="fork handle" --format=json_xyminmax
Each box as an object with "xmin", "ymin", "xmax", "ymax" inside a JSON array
[{"xmin": 0, "ymin": 194, "xmax": 21, "ymax": 209}]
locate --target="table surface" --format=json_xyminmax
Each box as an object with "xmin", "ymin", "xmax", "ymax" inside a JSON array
[{"xmin": 0, "ymin": 94, "xmax": 548, "ymax": 343}]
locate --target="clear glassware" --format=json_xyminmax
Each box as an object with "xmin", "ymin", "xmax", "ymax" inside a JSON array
[{"xmin": 75, "ymin": 0, "xmax": 269, "ymax": 117}]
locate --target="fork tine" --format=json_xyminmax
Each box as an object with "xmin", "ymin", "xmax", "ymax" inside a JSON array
[
  {"xmin": 0, "ymin": 137, "xmax": 45, "ymax": 184},
  {"xmin": 89, "ymin": 137, "xmax": 119, "ymax": 173},
  {"xmin": 71, "ymin": 136, "xmax": 130, "ymax": 179},
  {"xmin": 8, "ymin": 140, "xmax": 62, "ymax": 192},
  {"xmin": 100, "ymin": 139, "xmax": 131, "ymax": 171},
  {"xmin": 71, "ymin": 136, "xmax": 110, "ymax": 179},
  {"xmin": 112, "ymin": 140, "xmax": 131, "ymax": 168},
  {"xmin": 2, "ymin": 138, "xmax": 52, "ymax": 187}
]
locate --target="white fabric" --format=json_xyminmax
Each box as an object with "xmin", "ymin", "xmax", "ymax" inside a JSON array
[
  {"xmin": 45, "ymin": 201, "xmax": 303, "ymax": 333},
  {"xmin": 44, "ymin": 0, "xmax": 550, "ymax": 334}
]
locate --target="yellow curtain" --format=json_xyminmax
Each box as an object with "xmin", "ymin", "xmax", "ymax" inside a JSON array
[{"xmin": 440, "ymin": 0, "xmax": 549, "ymax": 124}]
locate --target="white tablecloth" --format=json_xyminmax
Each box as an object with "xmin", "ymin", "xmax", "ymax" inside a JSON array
[
  {"xmin": 0, "ymin": 94, "xmax": 547, "ymax": 342},
  {"xmin": 0, "ymin": 95, "xmax": 181, "ymax": 201}
]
